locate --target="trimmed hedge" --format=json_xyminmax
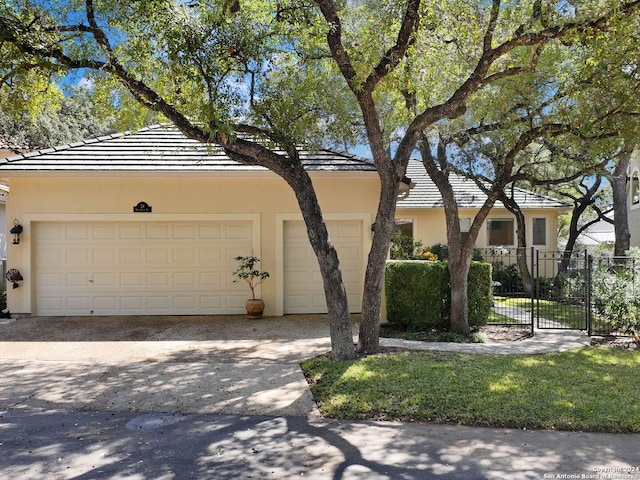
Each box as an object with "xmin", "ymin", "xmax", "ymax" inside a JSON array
[{"xmin": 385, "ymin": 260, "xmax": 492, "ymax": 331}]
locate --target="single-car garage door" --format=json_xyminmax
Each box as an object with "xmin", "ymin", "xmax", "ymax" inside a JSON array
[
  {"xmin": 33, "ymin": 221, "xmax": 254, "ymax": 316},
  {"xmin": 283, "ymin": 219, "xmax": 363, "ymax": 314}
]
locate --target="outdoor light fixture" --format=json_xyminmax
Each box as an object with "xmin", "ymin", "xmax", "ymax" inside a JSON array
[{"xmin": 10, "ymin": 219, "xmax": 23, "ymax": 245}]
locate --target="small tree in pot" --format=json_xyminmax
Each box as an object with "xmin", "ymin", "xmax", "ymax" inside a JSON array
[{"xmin": 232, "ymin": 256, "xmax": 270, "ymax": 318}]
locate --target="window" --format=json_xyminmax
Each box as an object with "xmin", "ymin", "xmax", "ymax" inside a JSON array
[
  {"xmin": 394, "ymin": 218, "xmax": 414, "ymax": 238},
  {"xmin": 632, "ymin": 170, "xmax": 640, "ymax": 206},
  {"xmin": 532, "ymin": 218, "xmax": 546, "ymax": 246},
  {"xmin": 487, "ymin": 219, "xmax": 514, "ymax": 246}
]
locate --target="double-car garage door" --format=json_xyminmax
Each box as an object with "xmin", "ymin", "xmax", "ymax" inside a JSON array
[{"xmin": 33, "ymin": 221, "xmax": 253, "ymax": 316}]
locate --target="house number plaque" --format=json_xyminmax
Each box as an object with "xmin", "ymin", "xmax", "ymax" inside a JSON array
[{"xmin": 133, "ymin": 201, "xmax": 152, "ymax": 213}]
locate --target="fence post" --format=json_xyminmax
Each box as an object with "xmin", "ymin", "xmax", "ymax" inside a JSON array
[
  {"xmin": 530, "ymin": 247, "xmax": 535, "ymax": 335},
  {"xmin": 586, "ymin": 252, "xmax": 592, "ymax": 336}
]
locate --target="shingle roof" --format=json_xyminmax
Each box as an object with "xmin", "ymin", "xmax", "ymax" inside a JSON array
[
  {"xmin": 400, "ymin": 160, "xmax": 569, "ymax": 210},
  {"xmin": 0, "ymin": 124, "xmax": 377, "ymax": 173}
]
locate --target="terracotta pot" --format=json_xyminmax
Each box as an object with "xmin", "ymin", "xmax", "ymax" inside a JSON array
[{"xmin": 245, "ymin": 298, "xmax": 265, "ymax": 319}]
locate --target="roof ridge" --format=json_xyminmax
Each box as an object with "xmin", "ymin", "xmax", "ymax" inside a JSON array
[{"xmin": 510, "ymin": 185, "xmax": 570, "ymax": 206}]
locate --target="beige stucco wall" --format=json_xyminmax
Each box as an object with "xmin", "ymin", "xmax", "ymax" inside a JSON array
[
  {"xmin": 395, "ymin": 206, "xmax": 560, "ymax": 250},
  {"xmin": 3, "ymin": 172, "xmax": 380, "ymax": 316}
]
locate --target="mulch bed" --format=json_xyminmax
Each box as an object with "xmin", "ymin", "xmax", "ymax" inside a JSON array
[{"xmin": 381, "ymin": 324, "xmax": 638, "ymax": 349}]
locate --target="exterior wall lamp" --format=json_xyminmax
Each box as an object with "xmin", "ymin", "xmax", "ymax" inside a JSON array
[{"xmin": 10, "ymin": 219, "xmax": 23, "ymax": 245}]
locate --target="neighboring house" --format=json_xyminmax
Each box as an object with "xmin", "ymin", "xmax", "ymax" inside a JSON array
[
  {"xmin": 396, "ymin": 160, "xmax": 569, "ymax": 251},
  {"xmin": 0, "ymin": 125, "xmax": 379, "ymax": 317},
  {"xmin": 629, "ymin": 150, "xmax": 640, "ymax": 248},
  {"xmin": 573, "ymin": 218, "xmax": 616, "ymax": 251}
]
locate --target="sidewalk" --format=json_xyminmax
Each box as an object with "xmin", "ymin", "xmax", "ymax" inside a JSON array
[{"xmin": 381, "ymin": 328, "xmax": 591, "ymax": 354}]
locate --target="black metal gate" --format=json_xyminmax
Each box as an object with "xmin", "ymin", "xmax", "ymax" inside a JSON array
[
  {"xmin": 479, "ymin": 248, "xmax": 589, "ymax": 333},
  {"xmin": 533, "ymin": 250, "xmax": 588, "ymax": 331}
]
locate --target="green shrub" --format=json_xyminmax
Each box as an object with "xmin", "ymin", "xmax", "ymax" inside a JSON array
[
  {"xmin": 438, "ymin": 331, "xmax": 465, "ymax": 343},
  {"xmin": 464, "ymin": 261, "xmax": 492, "ymax": 327},
  {"xmin": 492, "ymin": 261, "xmax": 523, "ymax": 294},
  {"xmin": 390, "ymin": 234, "xmax": 423, "ymax": 260},
  {"xmin": 426, "ymin": 243, "xmax": 449, "ymax": 260},
  {"xmin": 385, "ymin": 260, "xmax": 492, "ymax": 331},
  {"xmin": 385, "ymin": 261, "xmax": 449, "ymax": 330},
  {"xmin": 422, "ymin": 243, "xmax": 484, "ymax": 262},
  {"xmin": 469, "ymin": 332, "xmax": 488, "ymax": 343}
]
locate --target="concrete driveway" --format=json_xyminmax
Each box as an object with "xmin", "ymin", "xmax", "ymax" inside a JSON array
[{"xmin": 0, "ymin": 315, "xmax": 352, "ymax": 417}]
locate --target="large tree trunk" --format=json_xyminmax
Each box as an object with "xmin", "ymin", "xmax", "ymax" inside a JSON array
[
  {"xmin": 447, "ymin": 245, "xmax": 473, "ymax": 335},
  {"xmin": 227, "ymin": 146, "xmax": 357, "ymax": 361},
  {"xmin": 359, "ymin": 173, "xmax": 401, "ymax": 354},
  {"xmin": 287, "ymin": 168, "xmax": 357, "ymax": 361},
  {"xmin": 419, "ymin": 138, "xmax": 498, "ymax": 334},
  {"xmin": 500, "ymin": 194, "xmax": 533, "ymax": 296},
  {"xmin": 294, "ymin": 172, "xmax": 356, "ymax": 360},
  {"xmin": 611, "ymin": 144, "xmax": 632, "ymax": 257}
]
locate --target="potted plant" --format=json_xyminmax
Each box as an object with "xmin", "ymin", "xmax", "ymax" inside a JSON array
[{"xmin": 232, "ymin": 255, "xmax": 270, "ymax": 319}]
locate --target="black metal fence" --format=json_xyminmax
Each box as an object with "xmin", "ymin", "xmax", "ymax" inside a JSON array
[
  {"xmin": 588, "ymin": 255, "xmax": 640, "ymax": 338},
  {"xmin": 476, "ymin": 247, "xmax": 636, "ymax": 338},
  {"xmin": 477, "ymin": 247, "xmax": 535, "ymax": 334}
]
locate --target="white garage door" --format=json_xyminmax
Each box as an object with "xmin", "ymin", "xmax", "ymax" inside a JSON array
[
  {"xmin": 284, "ymin": 220, "xmax": 363, "ymax": 314},
  {"xmin": 33, "ymin": 221, "xmax": 254, "ymax": 316}
]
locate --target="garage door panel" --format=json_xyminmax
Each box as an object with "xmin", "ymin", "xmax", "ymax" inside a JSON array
[
  {"xmin": 226, "ymin": 224, "xmax": 252, "ymax": 239},
  {"xmin": 65, "ymin": 225, "xmax": 91, "ymax": 240},
  {"xmin": 94, "ymin": 249, "xmax": 116, "ymax": 263},
  {"xmin": 147, "ymin": 225, "xmax": 170, "ymax": 238},
  {"xmin": 33, "ymin": 221, "xmax": 254, "ymax": 316},
  {"xmin": 94, "ymin": 273, "xmax": 117, "ymax": 286},
  {"xmin": 120, "ymin": 297, "xmax": 144, "ymax": 311},
  {"xmin": 66, "ymin": 249, "xmax": 90, "ymax": 265},
  {"xmin": 146, "ymin": 248, "xmax": 169, "ymax": 263},
  {"xmin": 147, "ymin": 272, "xmax": 170, "ymax": 286},
  {"xmin": 68, "ymin": 296, "xmax": 92, "ymax": 309},
  {"xmin": 173, "ymin": 225, "xmax": 196, "ymax": 238},
  {"xmin": 67, "ymin": 273, "xmax": 91, "ymax": 287},
  {"xmin": 174, "ymin": 296, "xmax": 196, "ymax": 309},
  {"xmin": 200, "ymin": 271, "xmax": 223, "ymax": 287},
  {"xmin": 173, "ymin": 248, "xmax": 195, "ymax": 263},
  {"xmin": 121, "ymin": 272, "xmax": 144, "ymax": 286},
  {"xmin": 120, "ymin": 225, "xmax": 144, "ymax": 239},
  {"xmin": 284, "ymin": 219, "xmax": 363, "ymax": 314},
  {"xmin": 94, "ymin": 225, "xmax": 117, "ymax": 239},
  {"xmin": 120, "ymin": 249, "xmax": 144, "ymax": 263},
  {"xmin": 94, "ymin": 296, "xmax": 117, "ymax": 311},
  {"xmin": 199, "ymin": 248, "xmax": 223, "ymax": 263},
  {"xmin": 148, "ymin": 296, "xmax": 171, "ymax": 310},
  {"xmin": 174, "ymin": 272, "xmax": 196, "ymax": 286}
]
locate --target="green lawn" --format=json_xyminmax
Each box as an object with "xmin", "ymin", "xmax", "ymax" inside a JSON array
[
  {"xmin": 492, "ymin": 296, "xmax": 586, "ymax": 328},
  {"xmin": 301, "ymin": 347, "xmax": 640, "ymax": 432}
]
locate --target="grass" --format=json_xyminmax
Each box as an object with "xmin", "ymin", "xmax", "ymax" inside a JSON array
[
  {"xmin": 487, "ymin": 308, "xmax": 522, "ymax": 324},
  {"xmin": 492, "ymin": 296, "xmax": 586, "ymax": 328},
  {"xmin": 301, "ymin": 347, "xmax": 640, "ymax": 432}
]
